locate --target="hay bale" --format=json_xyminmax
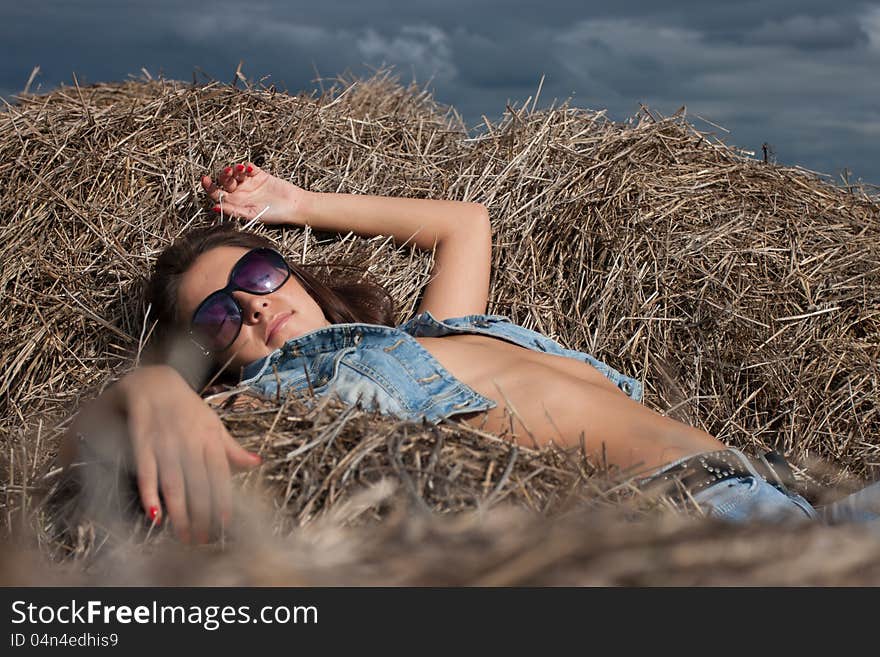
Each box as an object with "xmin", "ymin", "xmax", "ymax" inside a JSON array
[
  {"xmin": 1, "ymin": 70, "xmax": 878, "ymax": 582},
  {"xmin": 9, "ymin": 498, "xmax": 880, "ymax": 586},
  {"xmin": 38, "ymin": 393, "xmax": 622, "ymax": 555}
]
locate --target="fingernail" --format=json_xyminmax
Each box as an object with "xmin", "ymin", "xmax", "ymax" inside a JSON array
[
  {"xmin": 212, "ymin": 205, "xmax": 221, "ymax": 213},
  {"xmin": 246, "ymin": 165, "xmax": 253, "ymax": 173},
  {"xmin": 252, "ymin": 452, "xmax": 262, "ymax": 462},
  {"xmin": 236, "ymin": 164, "xmax": 245, "ymax": 172},
  {"xmin": 224, "ymin": 167, "xmax": 232, "ymax": 175},
  {"xmin": 148, "ymin": 506, "xmax": 161, "ymax": 523}
]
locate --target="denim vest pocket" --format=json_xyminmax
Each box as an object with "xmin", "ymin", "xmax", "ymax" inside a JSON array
[
  {"xmin": 331, "ymin": 347, "xmax": 412, "ymax": 414},
  {"xmin": 331, "ymin": 332, "xmax": 497, "ymax": 423},
  {"xmin": 324, "ymin": 357, "xmax": 409, "ymax": 418}
]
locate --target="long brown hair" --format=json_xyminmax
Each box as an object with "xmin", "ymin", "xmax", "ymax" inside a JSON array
[{"xmin": 144, "ymin": 223, "xmax": 395, "ymax": 388}]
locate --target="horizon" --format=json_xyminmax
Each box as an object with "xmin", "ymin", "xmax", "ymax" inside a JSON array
[{"xmin": 2, "ymin": 0, "xmax": 878, "ymax": 187}]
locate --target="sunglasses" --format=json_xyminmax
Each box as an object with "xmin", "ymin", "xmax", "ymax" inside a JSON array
[{"xmin": 190, "ymin": 247, "xmax": 293, "ymax": 354}]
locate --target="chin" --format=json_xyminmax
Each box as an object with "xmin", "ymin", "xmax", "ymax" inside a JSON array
[
  {"xmin": 279, "ymin": 319, "xmax": 315, "ymax": 342},
  {"xmin": 227, "ymin": 342, "xmax": 273, "ymax": 369}
]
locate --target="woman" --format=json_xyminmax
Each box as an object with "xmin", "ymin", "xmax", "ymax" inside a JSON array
[{"xmin": 61, "ymin": 163, "xmax": 878, "ymax": 544}]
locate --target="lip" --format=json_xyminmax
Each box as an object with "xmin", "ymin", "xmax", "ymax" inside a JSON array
[{"xmin": 266, "ymin": 312, "xmax": 292, "ymax": 345}]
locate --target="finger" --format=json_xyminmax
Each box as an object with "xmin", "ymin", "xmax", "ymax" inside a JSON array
[
  {"xmin": 204, "ymin": 442, "xmax": 233, "ymax": 533},
  {"xmin": 233, "ymin": 163, "xmax": 247, "ymax": 183},
  {"xmin": 223, "ymin": 432, "xmax": 262, "ymax": 471},
  {"xmin": 127, "ymin": 399, "xmax": 163, "ymax": 524},
  {"xmin": 218, "ymin": 167, "xmax": 238, "ymax": 192},
  {"xmin": 183, "ymin": 442, "xmax": 213, "ymax": 544},
  {"xmin": 133, "ymin": 442, "xmax": 162, "ymax": 525},
  {"xmin": 157, "ymin": 451, "xmax": 191, "ymax": 544},
  {"xmin": 212, "ymin": 201, "xmax": 249, "ymax": 219},
  {"xmin": 201, "ymin": 176, "xmax": 221, "ymax": 201}
]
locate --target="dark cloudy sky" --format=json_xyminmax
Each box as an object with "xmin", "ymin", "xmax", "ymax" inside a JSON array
[{"xmin": 2, "ymin": 0, "xmax": 879, "ymax": 185}]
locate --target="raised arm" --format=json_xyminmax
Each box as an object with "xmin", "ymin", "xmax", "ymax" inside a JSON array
[{"xmin": 203, "ymin": 163, "xmax": 493, "ymax": 319}]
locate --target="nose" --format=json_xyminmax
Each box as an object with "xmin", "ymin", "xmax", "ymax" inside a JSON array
[{"xmin": 236, "ymin": 292, "xmax": 270, "ymax": 323}]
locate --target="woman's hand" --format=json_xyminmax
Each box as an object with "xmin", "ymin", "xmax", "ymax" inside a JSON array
[
  {"xmin": 201, "ymin": 162, "xmax": 309, "ymax": 226},
  {"xmin": 62, "ymin": 365, "xmax": 261, "ymax": 544}
]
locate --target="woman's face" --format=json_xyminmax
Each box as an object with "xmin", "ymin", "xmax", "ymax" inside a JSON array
[{"xmin": 177, "ymin": 246, "xmax": 331, "ymax": 370}]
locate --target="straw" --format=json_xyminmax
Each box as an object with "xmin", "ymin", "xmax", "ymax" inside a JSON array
[{"xmin": 1, "ymin": 68, "xmax": 878, "ymax": 583}]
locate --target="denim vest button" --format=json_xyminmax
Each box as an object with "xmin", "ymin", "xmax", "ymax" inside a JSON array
[{"xmin": 620, "ymin": 380, "xmax": 633, "ymax": 395}]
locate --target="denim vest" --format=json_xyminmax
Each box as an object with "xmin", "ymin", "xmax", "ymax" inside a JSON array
[{"xmin": 238, "ymin": 311, "xmax": 643, "ymax": 424}]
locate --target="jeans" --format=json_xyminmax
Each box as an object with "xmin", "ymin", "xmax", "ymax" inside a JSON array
[
  {"xmin": 819, "ymin": 480, "xmax": 880, "ymax": 525},
  {"xmin": 693, "ymin": 475, "xmax": 818, "ymax": 523},
  {"xmin": 662, "ymin": 449, "xmax": 880, "ymax": 526}
]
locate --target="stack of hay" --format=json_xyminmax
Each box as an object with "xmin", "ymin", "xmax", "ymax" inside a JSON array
[{"xmin": 1, "ymin": 70, "xmax": 878, "ymax": 584}]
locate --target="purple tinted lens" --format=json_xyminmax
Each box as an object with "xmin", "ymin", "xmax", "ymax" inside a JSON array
[
  {"xmin": 232, "ymin": 249, "xmax": 289, "ymax": 294},
  {"xmin": 192, "ymin": 293, "xmax": 241, "ymax": 351}
]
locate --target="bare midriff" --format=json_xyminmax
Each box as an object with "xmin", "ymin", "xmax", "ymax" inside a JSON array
[{"xmin": 413, "ymin": 334, "xmax": 724, "ymax": 473}]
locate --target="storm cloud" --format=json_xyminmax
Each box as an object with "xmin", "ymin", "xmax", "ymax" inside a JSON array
[{"xmin": 2, "ymin": 0, "xmax": 878, "ymax": 184}]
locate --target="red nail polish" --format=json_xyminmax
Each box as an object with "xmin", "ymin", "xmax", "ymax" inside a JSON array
[
  {"xmin": 148, "ymin": 506, "xmax": 160, "ymax": 522},
  {"xmin": 237, "ymin": 164, "xmax": 245, "ymax": 172},
  {"xmin": 212, "ymin": 205, "xmax": 221, "ymax": 213},
  {"xmin": 246, "ymin": 165, "xmax": 253, "ymax": 173},
  {"xmin": 224, "ymin": 167, "xmax": 232, "ymax": 175}
]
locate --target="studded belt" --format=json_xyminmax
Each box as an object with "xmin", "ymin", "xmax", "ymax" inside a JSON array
[{"xmin": 637, "ymin": 448, "xmax": 797, "ymax": 500}]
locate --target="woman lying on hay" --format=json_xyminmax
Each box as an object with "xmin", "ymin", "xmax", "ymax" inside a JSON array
[{"xmin": 60, "ymin": 162, "xmax": 880, "ymax": 544}]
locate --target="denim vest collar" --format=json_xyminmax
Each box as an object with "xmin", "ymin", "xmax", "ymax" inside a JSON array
[{"xmin": 239, "ymin": 319, "xmax": 401, "ymax": 382}]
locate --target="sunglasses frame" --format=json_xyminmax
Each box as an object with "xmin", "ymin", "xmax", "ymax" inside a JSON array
[{"xmin": 189, "ymin": 247, "xmax": 292, "ymax": 355}]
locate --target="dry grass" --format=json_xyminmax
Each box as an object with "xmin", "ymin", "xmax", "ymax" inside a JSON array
[{"xmin": 1, "ymin": 70, "xmax": 878, "ymax": 584}]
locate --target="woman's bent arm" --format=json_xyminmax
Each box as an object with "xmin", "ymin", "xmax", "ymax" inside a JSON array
[
  {"xmin": 204, "ymin": 164, "xmax": 493, "ymax": 318},
  {"xmin": 303, "ymin": 192, "xmax": 492, "ymax": 318}
]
